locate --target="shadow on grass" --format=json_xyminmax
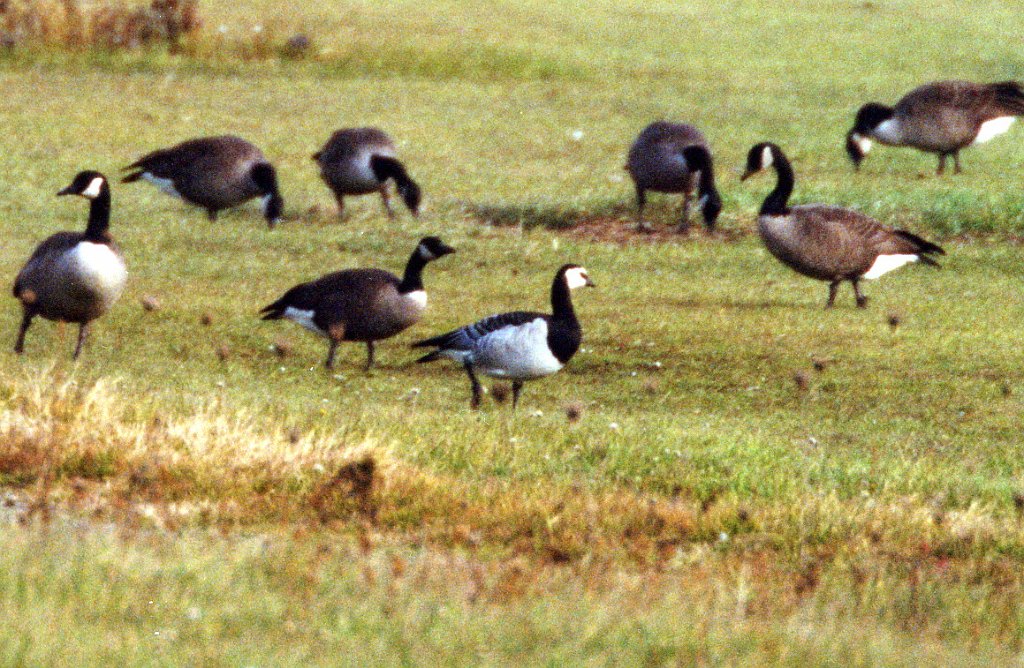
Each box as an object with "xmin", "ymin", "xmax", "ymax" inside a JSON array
[{"xmin": 467, "ymin": 201, "xmax": 634, "ymax": 230}]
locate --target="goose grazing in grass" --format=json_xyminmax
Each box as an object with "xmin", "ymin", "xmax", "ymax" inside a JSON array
[
  {"xmin": 846, "ymin": 80, "xmax": 1024, "ymax": 174},
  {"xmin": 13, "ymin": 171, "xmax": 127, "ymax": 359},
  {"xmin": 413, "ymin": 264, "xmax": 594, "ymax": 410},
  {"xmin": 123, "ymin": 135, "xmax": 283, "ymax": 227},
  {"xmin": 625, "ymin": 121, "xmax": 722, "ymax": 233},
  {"xmin": 741, "ymin": 142, "xmax": 944, "ymax": 308},
  {"xmin": 313, "ymin": 127, "xmax": 421, "ymax": 218},
  {"xmin": 260, "ymin": 237, "xmax": 455, "ymax": 370}
]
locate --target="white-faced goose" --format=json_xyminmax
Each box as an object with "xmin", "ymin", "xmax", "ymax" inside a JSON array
[
  {"xmin": 625, "ymin": 121, "xmax": 722, "ymax": 233},
  {"xmin": 313, "ymin": 127, "xmax": 421, "ymax": 218},
  {"xmin": 846, "ymin": 80, "xmax": 1024, "ymax": 174},
  {"xmin": 413, "ymin": 264, "xmax": 594, "ymax": 410},
  {"xmin": 742, "ymin": 142, "xmax": 944, "ymax": 308},
  {"xmin": 13, "ymin": 171, "xmax": 127, "ymax": 359},
  {"xmin": 122, "ymin": 135, "xmax": 283, "ymax": 227},
  {"xmin": 260, "ymin": 237, "xmax": 454, "ymax": 369}
]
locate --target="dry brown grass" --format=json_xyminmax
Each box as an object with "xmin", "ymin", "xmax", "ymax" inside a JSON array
[{"xmin": 1, "ymin": 0, "xmax": 199, "ymax": 51}]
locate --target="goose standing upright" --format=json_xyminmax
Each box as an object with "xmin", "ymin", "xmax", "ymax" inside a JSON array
[
  {"xmin": 12, "ymin": 171, "xmax": 127, "ymax": 359},
  {"xmin": 625, "ymin": 121, "xmax": 722, "ymax": 232},
  {"xmin": 260, "ymin": 237, "xmax": 454, "ymax": 370},
  {"xmin": 742, "ymin": 143, "xmax": 944, "ymax": 308},
  {"xmin": 313, "ymin": 128, "xmax": 421, "ymax": 218},
  {"xmin": 413, "ymin": 264, "xmax": 594, "ymax": 409},
  {"xmin": 122, "ymin": 135, "xmax": 284, "ymax": 227},
  {"xmin": 846, "ymin": 80, "xmax": 1024, "ymax": 174}
]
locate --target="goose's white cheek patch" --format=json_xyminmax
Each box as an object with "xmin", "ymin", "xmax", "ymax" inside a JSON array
[
  {"xmin": 852, "ymin": 134, "xmax": 873, "ymax": 154},
  {"xmin": 81, "ymin": 177, "xmax": 105, "ymax": 199},
  {"xmin": 564, "ymin": 267, "xmax": 591, "ymax": 290},
  {"xmin": 760, "ymin": 146, "xmax": 774, "ymax": 169}
]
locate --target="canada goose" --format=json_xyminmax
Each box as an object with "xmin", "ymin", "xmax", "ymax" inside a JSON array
[
  {"xmin": 413, "ymin": 264, "xmax": 595, "ymax": 409},
  {"xmin": 846, "ymin": 80, "xmax": 1024, "ymax": 174},
  {"xmin": 12, "ymin": 171, "xmax": 127, "ymax": 359},
  {"xmin": 742, "ymin": 143, "xmax": 944, "ymax": 308},
  {"xmin": 122, "ymin": 135, "xmax": 283, "ymax": 227},
  {"xmin": 260, "ymin": 236, "xmax": 454, "ymax": 370},
  {"xmin": 313, "ymin": 127, "xmax": 421, "ymax": 218},
  {"xmin": 625, "ymin": 121, "xmax": 722, "ymax": 233}
]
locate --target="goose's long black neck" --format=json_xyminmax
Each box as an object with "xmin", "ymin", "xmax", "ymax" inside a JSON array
[
  {"xmin": 398, "ymin": 250, "xmax": 428, "ymax": 293},
  {"xmin": 550, "ymin": 274, "xmax": 577, "ymax": 323},
  {"xmin": 371, "ymin": 155, "xmax": 410, "ymax": 187},
  {"xmin": 83, "ymin": 189, "xmax": 112, "ymax": 242},
  {"xmin": 761, "ymin": 150, "xmax": 793, "ymax": 216},
  {"xmin": 684, "ymin": 147, "xmax": 716, "ymax": 195}
]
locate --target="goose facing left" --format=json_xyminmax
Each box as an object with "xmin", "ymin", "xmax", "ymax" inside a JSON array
[
  {"xmin": 742, "ymin": 142, "xmax": 944, "ymax": 308},
  {"xmin": 13, "ymin": 171, "xmax": 127, "ymax": 359},
  {"xmin": 260, "ymin": 237, "xmax": 455, "ymax": 370},
  {"xmin": 122, "ymin": 135, "xmax": 284, "ymax": 227},
  {"xmin": 412, "ymin": 264, "xmax": 595, "ymax": 410}
]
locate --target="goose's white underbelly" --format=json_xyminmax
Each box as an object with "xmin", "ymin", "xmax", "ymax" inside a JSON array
[
  {"xmin": 471, "ymin": 318, "xmax": 563, "ymax": 380},
  {"xmin": 863, "ymin": 254, "xmax": 918, "ymax": 279},
  {"xmin": 973, "ymin": 116, "xmax": 1015, "ymax": 144},
  {"xmin": 66, "ymin": 242, "xmax": 127, "ymax": 299},
  {"xmin": 142, "ymin": 173, "xmax": 183, "ymax": 199},
  {"xmin": 283, "ymin": 307, "xmax": 328, "ymax": 337}
]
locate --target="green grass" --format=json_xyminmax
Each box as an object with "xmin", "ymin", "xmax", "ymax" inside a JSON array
[{"xmin": 2, "ymin": 0, "xmax": 1024, "ymax": 664}]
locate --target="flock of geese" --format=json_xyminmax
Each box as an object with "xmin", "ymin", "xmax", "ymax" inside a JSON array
[{"xmin": 10, "ymin": 79, "xmax": 1024, "ymax": 408}]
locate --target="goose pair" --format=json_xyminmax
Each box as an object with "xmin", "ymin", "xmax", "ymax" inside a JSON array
[
  {"xmin": 625, "ymin": 121, "xmax": 722, "ymax": 233},
  {"xmin": 13, "ymin": 172, "xmax": 127, "ymax": 359},
  {"xmin": 123, "ymin": 128, "xmax": 420, "ymax": 226},
  {"xmin": 846, "ymin": 80, "xmax": 1024, "ymax": 174},
  {"xmin": 742, "ymin": 143, "xmax": 944, "ymax": 307}
]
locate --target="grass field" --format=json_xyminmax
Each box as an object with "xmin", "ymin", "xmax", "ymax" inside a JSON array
[{"xmin": 3, "ymin": 0, "xmax": 1024, "ymax": 664}]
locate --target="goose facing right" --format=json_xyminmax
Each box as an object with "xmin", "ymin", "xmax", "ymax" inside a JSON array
[
  {"xmin": 846, "ymin": 80, "xmax": 1024, "ymax": 174},
  {"xmin": 122, "ymin": 135, "xmax": 284, "ymax": 228},
  {"xmin": 741, "ymin": 142, "xmax": 944, "ymax": 308},
  {"xmin": 313, "ymin": 127, "xmax": 421, "ymax": 218},
  {"xmin": 260, "ymin": 236, "xmax": 454, "ymax": 370},
  {"xmin": 625, "ymin": 121, "xmax": 722, "ymax": 233},
  {"xmin": 12, "ymin": 171, "xmax": 127, "ymax": 359},
  {"xmin": 413, "ymin": 264, "xmax": 594, "ymax": 410}
]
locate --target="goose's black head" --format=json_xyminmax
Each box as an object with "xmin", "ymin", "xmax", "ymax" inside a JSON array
[
  {"xmin": 846, "ymin": 103, "xmax": 891, "ymax": 169},
  {"xmin": 251, "ymin": 163, "xmax": 284, "ymax": 228},
  {"xmin": 740, "ymin": 143, "xmax": 780, "ymax": 181},
  {"xmin": 417, "ymin": 236, "xmax": 456, "ymax": 261},
  {"xmin": 680, "ymin": 145, "xmax": 721, "ymax": 228},
  {"xmin": 58, "ymin": 171, "xmax": 108, "ymax": 199},
  {"xmin": 558, "ymin": 264, "xmax": 596, "ymax": 290},
  {"xmin": 398, "ymin": 179, "xmax": 422, "ymax": 217}
]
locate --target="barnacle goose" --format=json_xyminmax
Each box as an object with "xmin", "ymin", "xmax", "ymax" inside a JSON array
[{"xmin": 413, "ymin": 264, "xmax": 594, "ymax": 409}]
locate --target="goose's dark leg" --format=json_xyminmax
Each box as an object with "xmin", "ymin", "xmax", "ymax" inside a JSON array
[
  {"xmin": 952, "ymin": 151, "xmax": 962, "ymax": 175},
  {"xmin": 333, "ymin": 193, "xmax": 346, "ymax": 218},
  {"xmin": 379, "ymin": 185, "xmax": 395, "ymax": 219},
  {"xmin": 852, "ymin": 279, "xmax": 869, "ymax": 308},
  {"xmin": 72, "ymin": 322, "xmax": 90, "ymax": 360},
  {"xmin": 826, "ymin": 281, "xmax": 841, "ymax": 308},
  {"xmin": 464, "ymin": 361, "xmax": 483, "ymax": 409},
  {"xmin": 635, "ymin": 186, "xmax": 650, "ymax": 232},
  {"xmin": 675, "ymin": 189, "xmax": 693, "ymax": 234},
  {"xmin": 13, "ymin": 310, "xmax": 33, "ymax": 354},
  {"xmin": 207, "ymin": 208, "xmax": 218, "ymax": 222},
  {"xmin": 511, "ymin": 381, "xmax": 524, "ymax": 410},
  {"xmin": 936, "ymin": 154, "xmax": 947, "ymax": 176},
  {"xmin": 324, "ymin": 340, "xmax": 339, "ymax": 369},
  {"xmin": 364, "ymin": 341, "xmax": 375, "ymax": 371}
]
